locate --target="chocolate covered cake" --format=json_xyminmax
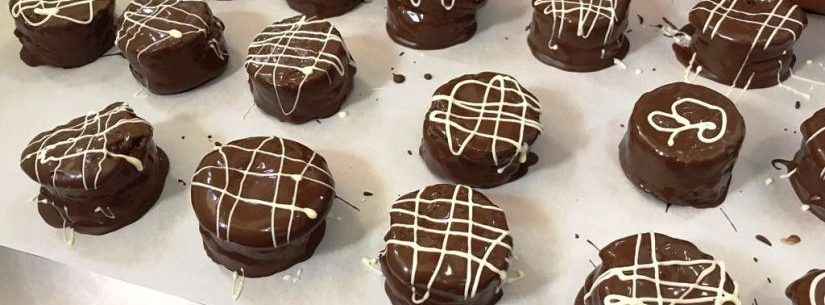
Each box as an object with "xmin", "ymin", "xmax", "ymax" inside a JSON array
[
  {"xmin": 528, "ymin": 0, "xmax": 631, "ymax": 72},
  {"xmin": 379, "ymin": 184, "xmax": 513, "ymax": 305},
  {"xmin": 787, "ymin": 270, "xmax": 825, "ymax": 305},
  {"xmin": 782, "ymin": 109, "xmax": 825, "ymax": 222},
  {"xmin": 577, "ymin": 233, "xmax": 741, "ymax": 305},
  {"xmin": 246, "ymin": 16, "xmax": 356, "ymax": 124},
  {"xmin": 286, "ymin": 0, "xmax": 362, "ymax": 18},
  {"xmin": 421, "ymin": 72, "xmax": 543, "ymax": 188},
  {"xmin": 115, "ymin": 0, "xmax": 229, "ymax": 95},
  {"xmin": 10, "ymin": 0, "xmax": 115, "ymax": 68},
  {"xmin": 20, "ymin": 103, "xmax": 169, "ymax": 237},
  {"xmin": 674, "ymin": 0, "xmax": 807, "ymax": 89},
  {"xmin": 620, "ymin": 82, "xmax": 745, "ymax": 208},
  {"xmin": 191, "ymin": 136, "xmax": 335, "ymax": 277},
  {"xmin": 386, "ymin": 0, "xmax": 486, "ymax": 50},
  {"xmin": 795, "ymin": 0, "xmax": 825, "ymax": 14}
]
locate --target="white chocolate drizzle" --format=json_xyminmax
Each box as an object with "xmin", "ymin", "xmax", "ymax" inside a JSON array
[
  {"xmin": 115, "ymin": 0, "xmax": 210, "ymax": 63},
  {"xmin": 191, "ymin": 137, "xmax": 334, "ymax": 246},
  {"xmin": 811, "ymin": 272, "xmax": 825, "ymax": 305},
  {"xmin": 385, "ymin": 185, "xmax": 512, "ymax": 304},
  {"xmin": 584, "ymin": 233, "xmax": 741, "ymax": 305},
  {"xmin": 534, "ymin": 0, "xmax": 620, "ymax": 53},
  {"xmin": 245, "ymin": 16, "xmax": 354, "ymax": 117},
  {"xmin": 647, "ymin": 98, "xmax": 728, "ymax": 147},
  {"xmin": 428, "ymin": 74, "xmax": 543, "ymax": 171},
  {"xmin": 11, "ymin": 0, "xmax": 95, "ymax": 26},
  {"xmin": 20, "ymin": 103, "xmax": 148, "ymax": 191},
  {"xmin": 232, "ymin": 269, "xmax": 245, "ymax": 301},
  {"xmin": 409, "ymin": 0, "xmax": 455, "ymax": 10},
  {"xmin": 692, "ymin": 0, "xmax": 804, "ymax": 90}
]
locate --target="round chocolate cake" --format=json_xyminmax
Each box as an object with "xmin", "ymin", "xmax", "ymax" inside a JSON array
[
  {"xmin": 379, "ymin": 184, "xmax": 513, "ymax": 305},
  {"xmin": 783, "ymin": 108, "xmax": 825, "ymax": 222},
  {"xmin": 577, "ymin": 232, "xmax": 741, "ymax": 305},
  {"xmin": 245, "ymin": 16, "xmax": 357, "ymax": 124},
  {"xmin": 9, "ymin": 0, "xmax": 115, "ymax": 68},
  {"xmin": 19, "ymin": 103, "xmax": 169, "ymax": 236},
  {"xmin": 421, "ymin": 72, "xmax": 543, "ymax": 188},
  {"xmin": 115, "ymin": 0, "xmax": 229, "ymax": 95},
  {"xmin": 795, "ymin": 0, "xmax": 825, "ymax": 14},
  {"xmin": 286, "ymin": 0, "xmax": 362, "ymax": 18},
  {"xmin": 191, "ymin": 136, "xmax": 335, "ymax": 278},
  {"xmin": 787, "ymin": 270, "xmax": 825, "ymax": 305},
  {"xmin": 619, "ymin": 82, "xmax": 745, "ymax": 208},
  {"xmin": 527, "ymin": 0, "xmax": 631, "ymax": 72},
  {"xmin": 674, "ymin": 0, "xmax": 808, "ymax": 89},
  {"xmin": 386, "ymin": 0, "xmax": 486, "ymax": 50}
]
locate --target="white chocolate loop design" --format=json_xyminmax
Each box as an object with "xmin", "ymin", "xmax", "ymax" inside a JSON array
[
  {"xmin": 534, "ymin": 0, "xmax": 620, "ymax": 48},
  {"xmin": 811, "ymin": 272, "xmax": 825, "ymax": 305},
  {"xmin": 428, "ymin": 74, "xmax": 543, "ymax": 170},
  {"xmin": 386, "ymin": 185, "xmax": 512, "ymax": 304},
  {"xmin": 191, "ymin": 137, "xmax": 333, "ymax": 246},
  {"xmin": 647, "ymin": 98, "xmax": 727, "ymax": 147},
  {"xmin": 11, "ymin": 0, "xmax": 95, "ymax": 26},
  {"xmin": 693, "ymin": 0, "xmax": 803, "ymax": 90},
  {"xmin": 409, "ymin": 0, "xmax": 455, "ymax": 10},
  {"xmin": 115, "ymin": 0, "xmax": 210, "ymax": 63},
  {"xmin": 585, "ymin": 233, "xmax": 742, "ymax": 305},
  {"xmin": 245, "ymin": 16, "xmax": 354, "ymax": 116},
  {"xmin": 21, "ymin": 103, "xmax": 149, "ymax": 191}
]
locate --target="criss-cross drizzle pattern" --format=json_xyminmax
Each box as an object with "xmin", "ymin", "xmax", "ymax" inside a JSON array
[
  {"xmin": 20, "ymin": 103, "xmax": 148, "ymax": 191},
  {"xmin": 116, "ymin": 0, "xmax": 217, "ymax": 62},
  {"xmin": 584, "ymin": 233, "xmax": 741, "ymax": 305},
  {"xmin": 692, "ymin": 0, "xmax": 804, "ymax": 89},
  {"xmin": 11, "ymin": 0, "xmax": 96, "ymax": 26},
  {"xmin": 245, "ymin": 16, "xmax": 353, "ymax": 116},
  {"xmin": 191, "ymin": 137, "xmax": 334, "ymax": 246},
  {"xmin": 428, "ymin": 74, "xmax": 543, "ymax": 170},
  {"xmin": 534, "ymin": 0, "xmax": 620, "ymax": 47},
  {"xmin": 386, "ymin": 185, "xmax": 512, "ymax": 304}
]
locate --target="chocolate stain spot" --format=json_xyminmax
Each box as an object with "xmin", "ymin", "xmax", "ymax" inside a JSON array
[
  {"xmin": 392, "ymin": 73, "xmax": 406, "ymax": 84},
  {"xmin": 755, "ymin": 234, "xmax": 772, "ymax": 247},
  {"xmin": 781, "ymin": 234, "xmax": 801, "ymax": 245}
]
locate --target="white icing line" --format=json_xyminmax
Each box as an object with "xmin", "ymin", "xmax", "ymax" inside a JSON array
[
  {"xmin": 810, "ymin": 272, "xmax": 824, "ymax": 305},
  {"xmin": 647, "ymin": 98, "xmax": 728, "ymax": 147},
  {"xmin": 232, "ymin": 269, "xmax": 244, "ymax": 301},
  {"xmin": 409, "ymin": 0, "xmax": 455, "ymax": 10},
  {"xmin": 116, "ymin": 0, "xmax": 210, "ymax": 64},
  {"xmin": 535, "ymin": 0, "xmax": 620, "ymax": 51},
  {"xmin": 11, "ymin": 0, "xmax": 95, "ymax": 26}
]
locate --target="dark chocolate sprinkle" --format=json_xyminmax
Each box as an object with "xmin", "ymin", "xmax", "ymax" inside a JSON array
[
  {"xmin": 424, "ymin": 73, "xmax": 433, "ymax": 80},
  {"xmin": 795, "ymin": 101, "xmax": 801, "ymax": 109},
  {"xmin": 363, "ymin": 191, "xmax": 374, "ymax": 197},
  {"xmin": 755, "ymin": 234, "xmax": 772, "ymax": 247},
  {"xmin": 392, "ymin": 73, "xmax": 406, "ymax": 84}
]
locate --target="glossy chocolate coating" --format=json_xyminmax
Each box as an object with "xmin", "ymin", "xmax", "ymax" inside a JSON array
[
  {"xmin": 9, "ymin": 0, "xmax": 115, "ymax": 68},
  {"xmin": 619, "ymin": 82, "xmax": 745, "ymax": 208},
  {"xmin": 246, "ymin": 16, "xmax": 356, "ymax": 124},
  {"xmin": 786, "ymin": 109, "xmax": 825, "ymax": 222},
  {"xmin": 115, "ymin": 0, "xmax": 229, "ymax": 95},
  {"xmin": 386, "ymin": 0, "xmax": 486, "ymax": 50},
  {"xmin": 673, "ymin": 0, "xmax": 807, "ymax": 89},
  {"xmin": 191, "ymin": 136, "xmax": 335, "ymax": 278},
  {"xmin": 380, "ymin": 184, "xmax": 513, "ymax": 305},
  {"xmin": 420, "ymin": 72, "xmax": 543, "ymax": 188},
  {"xmin": 795, "ymin": 0, "xmax": 825, "ymax": 14},
  {"xmin": 527, "ymin": 0, "xmax": 631, "ymax": 72},
  {"xmin": 787, "ymin": 270, "xmax": 825, "ymax": 305},
  {"xmin": 576, "ymin": 233, "xmax": 741, "ymax": 305},
  {"xmin": 20, "ymin": 103, "xmax": 169, "ymax": 235},
  {"xmin": 286, "ymin": 0, "xmax": 362, "ymax": 18}
]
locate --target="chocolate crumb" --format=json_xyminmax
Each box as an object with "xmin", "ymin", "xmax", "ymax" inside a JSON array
[
  {"xmin": 753, "ymin": 257, "xmax": 758, "ymax": 263},
  {"xmin": 755, "ymin": 234, "xmax": 772, "ymax": 247},
  {"xmin": 214, "ymin": 141, "xmax": 223, "ymax": 147},
  {"xmin": 177, "ymin": 179, "xmax": 187, "ymax": 187},
  {"xmin": 207, "ymin": 135, "xmax": 213, "ymax": 139},
  {"xmin": 795, "ymin": 101, "xmax": 801, "ymax": 109},
  {"xmin": 424, "ymin": 73, "xmax": 433, "ymax": 80},
  {"xmin": 392, "ymin": 73, "xmax": 406, "ymax": 84},
  {"xmin": 574, "ymin": 234, "xmax": 580, "ymax": 239},
  {"xmin": 363, "ymin": 191, "xmax": 374, "ymax": 197},
  {"xmin": 407, "ymin": 150, "xmax": 413, "ymax": 156},
  {"xmin": 620, "ymin": 123, "xmax": 625, "ymax": 128},
  {"xmin": 181, "ymin": 136, "xmax": 186, "ymax": 140},
  {"xmin": 767, "ymin": 277, "xmax": 772, "ymax": 284},
  {"xmin": 781, "ymin": 234, "xmax": 801, "ymax": 245},
  {"xmin": 399, "ymin": 52, "xmax": 405, "ymax": 57},
  {"xmin": 637, "ymin": 14, "xmax": 644, "ymax": 25}
]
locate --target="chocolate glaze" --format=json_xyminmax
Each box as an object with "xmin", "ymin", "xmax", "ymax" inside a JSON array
[
  {"xmin": 785, "ymin": 108, "xmax": 825, "ymax": 222},
  {"xmin": 115, "ymin": 0, "xmax": 229, "ymax": 95},
  {"xmin": 673, "ymin": 0, "xmax": 807, "ymax": 89},
  {"xmin": 20, "ymin": 103, "xmax": 169, "ymax": 235},
  {"xmin": 421, "ymin": 72, "xmax": 543, "ymax": 188},
  {"xmin": 620, "ymin": 82, "xmax": 745, "ymax": 208},
  {"xmin": 386, "ymin": 0, "xmax": 486, "ymax": 50},
  {"xmin": 527, "ymin": 0, "xmax": 631, "ymax": 72},
  {"xmin": 379, "ymin": 184, "xmax": 513, "ymax": 305},
  {"xmin": 795, "ymin": 0, "xmax": 825, "ymax": 14},
  {"xmin": 577, "ymin": 233, "xmax": 741, "ymax": 305},
  {"xmin": 10, "ymin": 0, "xmax": 115, "ymax": 68},
  {"xmin": 191, "ymin": 136, "xmax": 335, "ymax": 278},
  {"xmin": 286, "ymin": 0, "xmax": 362, "ymax": 18},
  {"xmin": 787, "ymin": 270, "xmax": 825, "ymax": 305},
  {"xmin": 246, "ymin": 16, "xmax": 357, "ymax": 124}
]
